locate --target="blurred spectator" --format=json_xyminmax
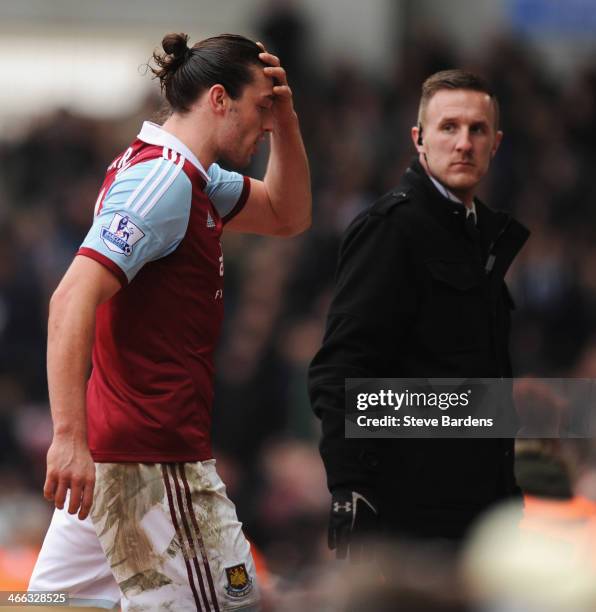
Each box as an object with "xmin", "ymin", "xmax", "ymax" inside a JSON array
[{"xmin": 463, "ymin": 500, "xmax": 596, "ymax": 611}]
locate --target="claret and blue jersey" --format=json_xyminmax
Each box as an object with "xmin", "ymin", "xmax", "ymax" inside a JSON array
[
  {"xmin": 78, "ymin": 122, "xmax": 250, "ymax": 463},
  {"xmin": 80, "ymin": 121, "xmax": 248, "ymax": 285}
]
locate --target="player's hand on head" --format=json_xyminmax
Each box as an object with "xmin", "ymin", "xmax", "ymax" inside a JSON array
[
  {"xmin": 44, "ymin": 435, "xmax": 96, "ymax": 521},
  {"xmin": 256, "ymin": 42, "xmax": 295, "ymax": 123},
  {"xmin": 329, "ymin": 489, "xmax": 378, "ymax": 563}
]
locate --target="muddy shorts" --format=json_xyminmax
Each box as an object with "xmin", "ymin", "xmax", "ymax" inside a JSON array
[{"xmin": 29, "ymin": 460, "xmax": 260, "ymax": 611}]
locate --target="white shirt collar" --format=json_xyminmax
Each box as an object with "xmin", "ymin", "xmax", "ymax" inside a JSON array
[
  {"xmin": 137, "ymin": 121, "xmax": 210, "ymax": 182},
  {"xmin": 468, "ymin": 200, "xmax": 477, "ymax": 219},
  {"xmin": 428, "ymin": 174, "xmax": 476, "ymax": 218}
]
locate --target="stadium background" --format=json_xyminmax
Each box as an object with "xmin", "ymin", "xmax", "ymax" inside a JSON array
[{"xmin": 0, "ymin": 0, "xmax": 595, "ymax": 607}]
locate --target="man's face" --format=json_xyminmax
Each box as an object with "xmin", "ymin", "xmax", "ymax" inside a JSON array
[
  {"xmin": 412, "ymin": 89, "xmax": 502, "ymax": 202},
  {"xmin": 218, "ymin": 66, "xmax": 275, "ymax": 168}
]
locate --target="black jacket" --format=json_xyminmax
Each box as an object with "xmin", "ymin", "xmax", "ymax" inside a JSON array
[{"xmin": 308, "ymin": 160, "xmax": 530, "ymax": 538}]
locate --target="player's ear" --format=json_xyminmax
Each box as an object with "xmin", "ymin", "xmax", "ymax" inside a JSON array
[
  {"xmin": 411, "ymin": 125, "xmax": 424, "ymax": 153},
  {"xmin": 207, "ymin": 84, "xmax": 228, "ymax": 116}
]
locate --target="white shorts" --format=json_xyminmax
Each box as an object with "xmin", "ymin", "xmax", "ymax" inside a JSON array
[{"xmin": 29, "ymin": 460, "xmax": 260, "ymax": 611}]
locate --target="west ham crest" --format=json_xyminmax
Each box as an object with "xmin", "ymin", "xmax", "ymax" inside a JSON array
[
  {"xmin": 224, "ymin": 563, "xmax": 253, "ymax": 598},
  {"xmin": 101, "ymin": 213, "xmax": 145, "ymax": 256}
]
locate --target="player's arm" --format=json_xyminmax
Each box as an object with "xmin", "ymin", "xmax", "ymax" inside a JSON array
[
  {"xmin": 225, "ymin": 46, "xmax": 311, "ymax": 237},
  {"xmin": 43, "ymin": 160, "xmax": 191, "ymax": 520},
  {"xmin": 44, "ymin": 253, "xmax": 121, "ymax": 520}
]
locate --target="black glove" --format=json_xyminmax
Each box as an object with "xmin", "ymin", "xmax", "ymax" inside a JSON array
[{"xmin": 329, "ymin": 489, "xmax": 378, "ymax": 562}]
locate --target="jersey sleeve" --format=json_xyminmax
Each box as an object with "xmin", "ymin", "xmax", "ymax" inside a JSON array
[
  {"xmin": 204, "ymin": 162, "xmax": 251, "ymax": 223},
  {"xmin": 78, "ymin": 158, "xmax": 192, "ymax": 285}
]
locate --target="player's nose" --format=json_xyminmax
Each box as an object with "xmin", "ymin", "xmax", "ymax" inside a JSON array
[
  {"xmin": 262, "ymin": 111, "xmax": 274, "ymax": 133},
  {"xmin": 455, "ymin": 128, "xmax": 473, "ymax": 151}
]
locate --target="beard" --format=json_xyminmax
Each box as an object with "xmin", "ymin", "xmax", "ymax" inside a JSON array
[
  {"xmin": 217, "ymin": 141, "xmax": 255, "ymax": 170},
  {"xmin": 219, "ymin": 137, "xmax": 267, "ymax": 171},
  {"xmin": 215, "ymin": 150, "xmax": 246, "ymax": 170}
]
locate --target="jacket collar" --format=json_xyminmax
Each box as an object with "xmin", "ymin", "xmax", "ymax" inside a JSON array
[
  {"xmin": 401, "ymin": 158, "xmax": 474, "ymax": 226},
  {"xmin": 400, "ymin": 158, "xmax": 530, "ymax": 274},
  {"xmin": 401, "ymin": 159, "xmax": 506, "ymax": 238}
]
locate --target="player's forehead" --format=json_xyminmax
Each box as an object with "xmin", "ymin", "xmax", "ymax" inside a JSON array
[
  {"xmin": 424, "ymin": 89, "xmax": 495, "ymax": 125},
  {"xmin": 241, "ymin": 65, "xmax": 274, "ymax": 101}
]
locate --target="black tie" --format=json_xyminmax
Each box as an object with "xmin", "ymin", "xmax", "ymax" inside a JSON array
[
  {"xmin": 464, "ymin": 210, "xmax": 483, "ymax": 261},
  {"xmin": 464, "ymin": 210, "xmax": 478, "ymax": 237}
]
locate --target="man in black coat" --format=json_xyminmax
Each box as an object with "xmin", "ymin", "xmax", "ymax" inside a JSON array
[{"xmin": 308, "ymin": 70, "xmax": 530, "ymax": 559}]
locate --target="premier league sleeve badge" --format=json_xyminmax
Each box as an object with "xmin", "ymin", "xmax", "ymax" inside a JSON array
[{"xmin": 101, "ymin": 213, "xmax": 145, "ymax": 256}]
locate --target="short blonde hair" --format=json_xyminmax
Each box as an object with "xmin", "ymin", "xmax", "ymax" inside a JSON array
[{"xmin": 417, "ymin": 69, "xmax": 500, "ymax": 129}]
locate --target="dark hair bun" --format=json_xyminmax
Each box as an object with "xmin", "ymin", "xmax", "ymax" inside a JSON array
[
  {"xmin": 150, "ymin": 33, "xmax": 192, "ymax": 94},
  {"xmin": 162, "ymin": 33, "xmax": 190, "ymax": 59},
  {"xmin": 149, "ymin": 32, "xmax": 261, "ymax": 113}
]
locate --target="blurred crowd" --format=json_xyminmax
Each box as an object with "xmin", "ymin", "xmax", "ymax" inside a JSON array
[{"xmin": 0, "ymin": 5, "xmax": 595, "ymax": 608}]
